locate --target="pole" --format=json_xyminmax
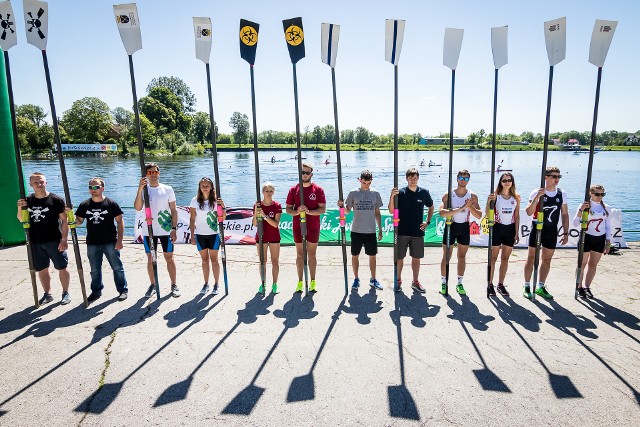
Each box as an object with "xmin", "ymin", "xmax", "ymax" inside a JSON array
[
  {"xmin": 205, "ymin": 62, "xmax": 229, "ymax": 295},
  {"xmin": 41, "ymin": 50, "xmax": 88, "ymax": 307},
  {"xmin": 443, "ymin": 69, "xmax": 456, "ymax": 296},
  {"xmin": 4, "ymin": 51, "xmax": 39, "ymax": 307},
  {"xmin": 487, "ymin": 68, "xmax": 499, "ymax": 297},
  {"xmin": 392, "ymin": 65, "xmax": 399, "ymax": 292},
  {"xmin": 128, "ymin": 54, "xmax": 161, "ymax": 300}
]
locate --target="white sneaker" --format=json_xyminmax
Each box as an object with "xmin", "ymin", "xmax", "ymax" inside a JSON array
[
  {"xmin": 171, "ymin": 284, "xmax": 181, "ymax": 297},
  {"xmin": 199, "ymin": 284, "xmax": 210, "ymax": 295}
]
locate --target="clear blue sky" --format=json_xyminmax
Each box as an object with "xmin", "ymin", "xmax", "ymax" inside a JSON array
[{"xmin": 5, "ymin": 0, "xmax": 639, "ymax": 137}]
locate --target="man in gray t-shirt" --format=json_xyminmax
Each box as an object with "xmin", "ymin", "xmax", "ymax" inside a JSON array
[{"xmin": 338, "ymin": 170, "xmax": 384, "ymax": 291}]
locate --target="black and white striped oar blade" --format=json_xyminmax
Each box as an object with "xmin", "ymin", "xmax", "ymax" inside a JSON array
[
  {"xmin": 491, "ymin": 26, "xmax": 508, "ymax": 69},
  {"xmin": 283, "ymin": 17, "xmax": 305, "ymax": 64},
  {"xmin": 23, "ymin": 0, "xmax": 47, "ymax": 50},
  {"xmin": 113, "ymin": 3, "xmax": 142, "ymax": 55},
  {"xmin": 443, "ymin": 28, "xmax": 464, "ymax": 70},
  {"xmin": 589, "ymin": 20, "xmax": 617, "ymax": 68},
  {"xmin": 0, "ymin": 1, "xmax": 18, "ymax": 51},
  {"xmin": 544, "ymin": 17, "xmax": 566, "ymax": 66},
  {"xmin": 384, "ymin": 19, "xmax": 405, "ymax": 65},
  {"xmin": 239, "ymin": 19, "xmax": 259, "ymax": 65},
  {"xmin": 193, "ymin": 17, "xmax": 212, "ymax": 64},
  {"xmin": 321, "ymin": 22, "xmax": 339, "ymax": 68}
]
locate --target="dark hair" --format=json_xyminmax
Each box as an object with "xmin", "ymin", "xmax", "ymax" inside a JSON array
[
  {"xmin": 405, "ymin": 167, "xmax": 419, "ymax": 178},
  {"xmin": 590, "ymin": 184, "xmax": 609, "ymax": 216},
  {"xmin": 457, "ymin": 169, "xmax": 471, "ymax": 178},
  {"xmin": 360, "ymin": 170, "xmax": 373, "ymax": 180},
  {"xmin": 89, "ymin": 177, "xmax": 105, "ymax": 187},
  {"xmin": 145, "ymin": 162, "xmax": 160, "ymax": 172},
  {"xmin": 196, "ymin": 177, "xmax": 216, "ymax": 211},
  {"xmin": 545, "ymin": 166, "xmax": 560, "ymax": 175},
  {"xmin": 495, "ymin": 172, "xmax": 517, "ymax": 199}
]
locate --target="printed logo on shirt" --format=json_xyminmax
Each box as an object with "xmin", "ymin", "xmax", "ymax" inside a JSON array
[
  {"xmin": 158, "ymin": 210, "xmax": 172, "ymax": 231},
  {"xmin": 207, "ymin": 212, "xmax": 218, "ymax": 231},
  {"xmin": 28, "ymin": 206, "xmax": 49, "ymax": 222},
  {"xmin": 88, "ymin": 209, "xmax": 109, "ymax": 224},
  {"xmin": 309, "ymin": 193, "xmax": 317, "ymax": 201}
]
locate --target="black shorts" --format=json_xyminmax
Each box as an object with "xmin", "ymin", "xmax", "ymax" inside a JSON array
[
  {"xmin": 143, "ymin": 235, "xmax": 174, "ymax": 253},
  {"xmin": 492, "ymin": 223, "xmax": 516, "ymax": 247},
  {"xmin": 442, "ymin": 222, "xmax": 470, "ymax": 246},
  {"xmin": 195, "ymin": 234, "xmax": 221, "ymax": 251},
  {"xmin": 32, "ymin": 241, "xmax": 68, "ymax": 271},
  {"xmin": 397, "ymin": 235, "xmax": 424, "ymax": 259},
  {"xmin": 351, "ymin": 232, "xmax": 377, "ymax": 256},
  {"xmin": 528, "ymin": 228, "xmax": 558, "ymax": 250},
  {"xmin": 581, "ymin": 234, "xmax": 606, "ymax": 253}
]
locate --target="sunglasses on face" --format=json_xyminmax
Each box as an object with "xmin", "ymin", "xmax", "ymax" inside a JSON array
[
  {"xmin": 546, "ymin": 174, "xmax": 562, "ymax": 179},
  {"xmin": 301, "ymin": 171, "xmax": 312, "ymax": 176},
  {"xmin": 592, "ymin": 192, "xmax": 606, "ymax": 197},
  {"xmin": 501, "ymin": 179, "xmax": 513, "ymax": 183},
  {"xmin": 147, "ymin": 170, "xmax": 159, "ymax": 176},
  {"xmin": 458, "ymin": 176, "xmax": 470, "ymax": 182},
  {"xmin": 88, "ymin": 185, "xmax": 102, "ymax": 190}
]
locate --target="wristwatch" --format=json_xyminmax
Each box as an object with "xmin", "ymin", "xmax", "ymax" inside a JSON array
[
  {"xmin": 171, "ymin": 226, "xmax": 177, "ymax": 230},
  {"xmin": 426, "ymin": 221, "xmax": 431, "ymax": 225}
]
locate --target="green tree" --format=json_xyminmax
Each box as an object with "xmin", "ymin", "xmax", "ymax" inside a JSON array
[
  {"xmin": 16, "ymin": 104, "xmax": 47, "ymax": 127},
  {"xmin": 191, "ymin": 112, "xmax": 211, "ymax": 144},
  {"xmin": 112, "ymin": 107, "xmax": 133, "ymax": 128},
  {"xmin": 146, "ymin": 76, "xmax": 197, "ymax": 113},
  {"xmin": 341, "ymin": 129, "xmax": 355, "ymax": 145},
  {"xmin": 61, "ymin": 97, "xmax": 112, "ymax": 143},
  {"xmin": 147, "ymin": 86, "xmax": 191, "ymax": 134},
  {"xmin": 229, "ymin": 111, "xmax": 250, "ymax": 146},
  {"xmin": 139, "ymin": 96, "xmax": 176, "ymax": 132},
  {"xmin": 355, "ymin": 127, "xmax": 371, "ymax": 148}
]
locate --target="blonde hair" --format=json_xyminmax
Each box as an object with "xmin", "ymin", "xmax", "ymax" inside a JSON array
[
  {"xmin": 262, "ymin": 182, "xmax": 275, "ymax": 192},
  {"xmin": 590, "ymin": 184, "xmax": 608, "ymax": 216}
]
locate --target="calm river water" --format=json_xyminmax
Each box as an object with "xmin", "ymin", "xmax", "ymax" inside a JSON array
[{"xmin": 23, "ymin": 150, "xmax": 640, "ymax": 239}]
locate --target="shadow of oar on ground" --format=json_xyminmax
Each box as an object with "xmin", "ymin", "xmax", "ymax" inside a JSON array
[{"xmin": 579, "ymin": 297, "xmax": 640, "ymax": 345}]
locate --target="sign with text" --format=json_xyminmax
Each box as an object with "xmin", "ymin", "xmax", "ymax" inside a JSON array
[{"xmin": 61, "ymin": 144, "xmax": 118, "ymax": 152}]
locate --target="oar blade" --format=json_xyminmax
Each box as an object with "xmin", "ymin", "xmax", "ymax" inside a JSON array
[
  {"xmin": 239, "ymin": 19, "xmax": 259, "ymax": 65},
  {"xmin": 193, "ymin": 17, "xmax": 212, "ymax": 64},
  {"xmin": 283, "ymin": 17, "xmax": 305, "ymax": 64},
  {"xmin": 113, "ymin": 3, "xmax": 142, "ymax": 55},
  {"xmin": 23, "ymin": 0, "xmax": 48, "ymax": 50},
  {"xmin": 544, "ymin": 17, "xmax": 566, "ymax": 66},
  {"xmin": 589, "ymin": 20, "xmax": 617, "ymax": 67},
  {"xmin": 491, "ymin": 25, "xmax": 508, "ymax": 69},
  {"xmin": 443, "ymin": 27, "xmax": 464, "ymax": 70},
  {"xmin": 0, "ymin": 1, "xmax": 18, "ymax": 51},
  {"xmin": 385, "ymin": 19, "xmax": 405, "ymax": 65},
  {"xmin": 321, "ymin": 22, "xmax": 339, "ymax": 68}
]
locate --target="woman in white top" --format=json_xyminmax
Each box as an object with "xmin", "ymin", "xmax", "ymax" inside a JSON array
[
  {"xmin": 486, "ymin": 172, "xmax": 520, "ymax": 297},
  {"xmin": 189, "ymin": 177, "xmax": 226, "ymax": 296},
  {"xmin": 573, "ymin": 184, "xmax": 612, "ymax": 299}
]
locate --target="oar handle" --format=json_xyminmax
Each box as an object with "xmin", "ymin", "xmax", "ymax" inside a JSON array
[
  {"xmin": 145, "ymin": 207, "xmax": 153, "ymax": 225},
  {"xmin": 339, "ymin": 207, "xmax": 346, "ymax": 227},
  {"xmin": 393, "ymin": 209, "xmax": 399, "ymax": 225},
  {"xmin": 21, "ymin": 209, "xmax": 31, "ymax": 229},
  {"xmin": 217, "ymin": 204, "xmax": 224, "ymax": 222},
  {"xmin": 66, "ymin": 211, "xmax": 77, "ymax": 229},
  {"xmin": 580, "ymin": 209, "xmax": 589, "ymax": 230}
]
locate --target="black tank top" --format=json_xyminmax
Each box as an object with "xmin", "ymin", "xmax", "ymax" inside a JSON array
[{"xmin": 540, "ymin": 188, "xmax": 563, "ymax": 230}]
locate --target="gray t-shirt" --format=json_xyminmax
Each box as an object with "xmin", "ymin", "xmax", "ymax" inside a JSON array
[{"xmin": 345, "ymin": 187, "xmax": 383, "ymax": 234}]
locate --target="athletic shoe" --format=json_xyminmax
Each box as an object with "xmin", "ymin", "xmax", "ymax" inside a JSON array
[
  {"xmin": 535, "ymin": 286, "xmax": 553, "ymax": 300},
  {"xmin": 295, "ymin": 281, "xmax": 304, "ymax": 293},
  {"xmin": 440, "ymin": 284, "xmax": 447, "ymax": 295},
  {"xmin": 212, "ymin": 284, "xmax": 219, "ymax": 295},
  {"xmin": 87, "ymin": 292, "xmax": 102, "ymax": 303},
  {"xmin": 370, "ymin": 278, "xmax": 383, "ymax": 291},
  {"xmin": 271, "ymin": 283, "xmax": 279, "ymax": 294},
  {"xmin": 171, "ymin": 284, "xmax": 181, "ymax": 298},
  {"xmin": 118, "ymin": 291, "xmax": 128, "ymax": 301},
  {"xmin": 310, "ymin": 280, "xmax": 317, "ymax": 293},
  {"xmin": 585, "ymin": 288, "xmax": 594, "ymax": 299},
  {"xmin": 411, "ymin": 281, "xmax": 426, "ymax": 293},
  {"xmin": 61, "ymin": 292, "xmax": 71, "ymax": 305},
  {"xmin": 523, "ymin": 285, "xmax": 532, "ymax": 300},
  {"xmin": 487, "ymin": 284, "xmax": 496, "ymax": 297},
  {"xmin": 352, "ymin": 278, "xmax": 360, "ymax": 289},
  {"xmin": 144, "ymin": 285, "xmax": 155, "ymax": 299},
  {"xmin": 395, "ymin": 279, "xmax": 402, "ymax": 292},
  {"xmin": 39, "ymin": 293, "xmax": 54, "ymax": 305},
  {"xmin": 199, "ymin": 284, "xmax": 210, "ymax": 295},
  {"xmin": 577, "ymin": 287, "xmax": 587, "ymax": 298},
  {"xmin": 258, "ymin": 284, "xmax": 265, "ymax": 294},
  {"xmin": 496, "ymin": 284, "xmax": 509, "ymax": 297},
  {"xmin": 456, "ymin": 284, "xmax": 466, "ymax": 296}
]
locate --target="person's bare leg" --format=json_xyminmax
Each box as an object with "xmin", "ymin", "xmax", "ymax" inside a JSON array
[
  {"xmin": 209, "ymin": 249, "xmax": 220, "ymax": 284},
  {"xmin": 199, "ymin": 249, "xmax": 210, "ymax": 283},
  {"xmin": 307, "ymin": 242, "xmax": 318, "ymax": 280},
  {"xmin": 369, "ymin": 255, "xmax": 377, "ymax": 280},
  {"xmin": 584, "ymin": 251, "xmax": 603, "ymax": 287},
  {"xmin": 38, "ymin": 268, "xmax": 51, "ymax": 293},
  {"xmin": 490, "ymin": 246, "xmax": 500, "ymax": 283},
  {"xmin": 397, "ymin": 258, "xmax": 404, "ymax": 282},
  {"xmin": 578, "ymin": 251, "xmax": 590, "ymax": 287},
  {"xmin": 440, "ymin": 245, "xmax": 454, "ymax": 277},
  {"xmin": 295, "ymin": 243, "xmax": 303, "ymax": 281},
  {"xmin": 539, "ymin": 247, "xmax": 555, "ymax": 283},
  {"xmin": 498, "ymin": 245, "xmax": 513, "ymax": 284},
  {"xmin": 411, "ymin": 257, "xmax": 420, "ymax": 282},
  {"xmin": 58, "ymin": 268, "xmax": 70, "ymax": 292},
  {"xmin": 352, "ymin": 255, "xmax": 360, "ymax": 278},
  {"xmin": 269, "ymin": 244, "xmax": 280, "ymax": 283},
  {"xmin": 456, "ymin": 244, "xmax": 469, "ymax": 277},
  {"xmin": 146, "ymin": 253, "xmax": 155, "ymax": 284},
  {"xmin": 164, "ymin": 253, "xmax": 177, "ymax": 284},
  {"xmin": 524, "ymin": 247, "xmax": 536, "ymax": 282}
]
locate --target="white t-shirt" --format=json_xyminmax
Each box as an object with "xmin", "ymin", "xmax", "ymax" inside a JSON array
[
  {"xmin": 140, "ymin": 183, "xmax": 176, "ymax": 237},
  {"xmin": 495, "ymin": 194, "xmax": 518, "ymax": 225},
  {"xmin": 189, "ymin": 197, "xmax": 219, "ymax": 236},
  {"xmin": 451, "ymin": 189, "xmax": 473, "ymax": 223},
  {"xmin": 572, "ymin": 201, "xmax": 612, "ymax": 239}
]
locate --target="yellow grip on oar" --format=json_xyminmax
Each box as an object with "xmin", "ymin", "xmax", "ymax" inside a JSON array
[
  {"xmin": 67, "ymin": 210, "xmax": 77, "ymax": 229},
  {"xmin": 487, "ymin": 208, "xmax": 495, "ymax": 227},
  {"xmin": 536, "ymin": 211, "xmax": 544, "ymax": 230},
  {"xmin": 300, "ymin": 211, "xmax": 306, "ymax": 224},
  {"xmin": 21, "ymin": 209, "xmax": 30, "ymax": 229},
  {"xmin": 580, "ymin": 209, "xmax": 589, "ymax": 230}
]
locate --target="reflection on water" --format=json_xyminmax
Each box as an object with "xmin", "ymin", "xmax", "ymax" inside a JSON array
[{"xmin": 23, "ymin": 150, "xmax": 640, "ymax": 236}]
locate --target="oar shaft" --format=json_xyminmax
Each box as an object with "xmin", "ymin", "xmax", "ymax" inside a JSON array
[
  {"xmin": 444, "ymin": 69, "xmax": 456, "ymax": 295},
  {"xmin": 487, "ymin": 68, "xmax": 499, "ymax": 295},
  {"xmin": 393, "ymin": 65, "xmax": 399, "ymax": 291}
]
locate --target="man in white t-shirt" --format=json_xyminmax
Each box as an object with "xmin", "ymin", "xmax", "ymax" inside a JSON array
[{"xmin": 134, "ymin": 162, "xmax": 180, "ymax": 298}]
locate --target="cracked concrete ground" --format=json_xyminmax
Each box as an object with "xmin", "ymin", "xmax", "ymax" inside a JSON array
[{"xmin": 0, "ymin": 241, "xmax": 639, "ymax": 426}]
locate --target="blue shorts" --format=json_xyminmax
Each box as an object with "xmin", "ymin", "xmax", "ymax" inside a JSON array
[
  {"xmin": 143, "ymin": 235, "xmax": 174, "ymax": 253},
  {"xmin": 195, "ymin": 234, "xmax": 221, "ymax": 251},
  {"xmin": 32, "ymin": 241, "xmax": 68, "ymax": 271}
]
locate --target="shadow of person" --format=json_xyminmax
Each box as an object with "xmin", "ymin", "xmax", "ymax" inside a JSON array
[
  {"xmin": 237, "ymin": 293, "xmax": 276, "ymax": 325},
  {"xmin": 163, "ymin": 293, "xmax": 218, "ymax": 328},
  {"xmin": 390, "ymin": 291, "xmax": 440, "ymax": 329},
  {"xmin": 492, "ymin": 297, "xmax": 542, "ymax": 333},
  {"xmin": 273, "ymin": 292, "xmax": 318, "ymax": 328},
  {"xmin": 0, "ymin": 303, "xmax": 56, "ymax": 336},
  {"xmin": 584, "ymin": 298, "xmax": 640, "ymax": 331},
  {"xmin": 343, "ymin": 287, "xmax": 383, "ymax": 325},
  {"xmin": 447, "ymin": 295, "xmax": 495, "ymax": 331},
  {"xmin": 534, "ymin": 300, "xmax": 598, "ymax": 339}
]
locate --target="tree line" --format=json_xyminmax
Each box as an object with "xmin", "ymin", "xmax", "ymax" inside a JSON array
[{"xmin": 13, "ymin": 75, "xmax": 640, "ymax": 154}]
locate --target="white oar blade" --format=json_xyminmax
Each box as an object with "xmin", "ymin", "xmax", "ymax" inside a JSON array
[
  {"xmin": 385, "ymin": 19, "xmax": 405, "ymax": 65},
  {"xmin": 113, "ymin": 3, "xmax": 141, "ymax": 55},
  {"xmin": 443, "ymin": 28, "xmax": 464, "ymax": 70},
  {"xmin": 544, "ymin": 17, "xmax": 566, "ymax": 66},
  {"xmin": 321, "ymin": 22, "xmax": 340, "ymax": 68},
  {"xmin": 0, "ymin": 1, "xmax": 18, "ymax": 51},
  {"xmin": 589, "ymin": 19, "xmax": 617, "ymax": 67},
  {"xmin": 193, "ymin": 17, "xmax": 212, "ymax": 64},
  {"xmin": 23, "ymin": 0, "xmax": 48, "ymax": 50},
  {"xmin": 491, "ymin": 25, "xmax": 508, "ymax": 69}
]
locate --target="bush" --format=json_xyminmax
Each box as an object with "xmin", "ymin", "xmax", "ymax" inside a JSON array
[{"xmin": 175, "ymin": 142, "xmax": 197, "ymax": 155}]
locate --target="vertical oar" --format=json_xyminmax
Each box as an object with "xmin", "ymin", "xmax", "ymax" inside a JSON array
[
  {"xmin": 442, "ymin": 28, "xmax": 464, "ymax": 296},
  {"xmin": 113, "ymin": 3, "xmax": 160, "ymax": 300},
  {"xmin": 532, "ymin": 17, "xmax": 566, "ymax": 300},
  {"xmin": 385, "ymin": 19, "xmax": 405, "ymax": 292},
  {"xmin": 282, "ymin": 17, "xmax": 309, "ymax": 296},
  {"xmin": 194, "ymin": 17, "xmax": 230, "ymax": 295},
  {"xmin": 23, "ymin": 1, "xmax": 88, "ymax": 306},
  {"xmin": 0, "ymin": 1, "xmax": 38, "ymax": 307},
  {"xmin": 239, "ymin": 19, "xmax": 266, "ymax": 295},
  {"xmin": 321, "ymin": 23, "xmax": 348, "ymax": 294},
  {"xmin": 487, "ymin": 26, "xmax": 508, "ymax": 298},
  {"xmin": 575, "ymin": 20, "xmax": 617, "ymax": 299}
]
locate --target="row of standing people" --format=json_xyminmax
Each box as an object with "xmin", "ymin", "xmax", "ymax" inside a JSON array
[{"xmin": 16, "ymin": 162, "xmax": 612, "ymax": 306}]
